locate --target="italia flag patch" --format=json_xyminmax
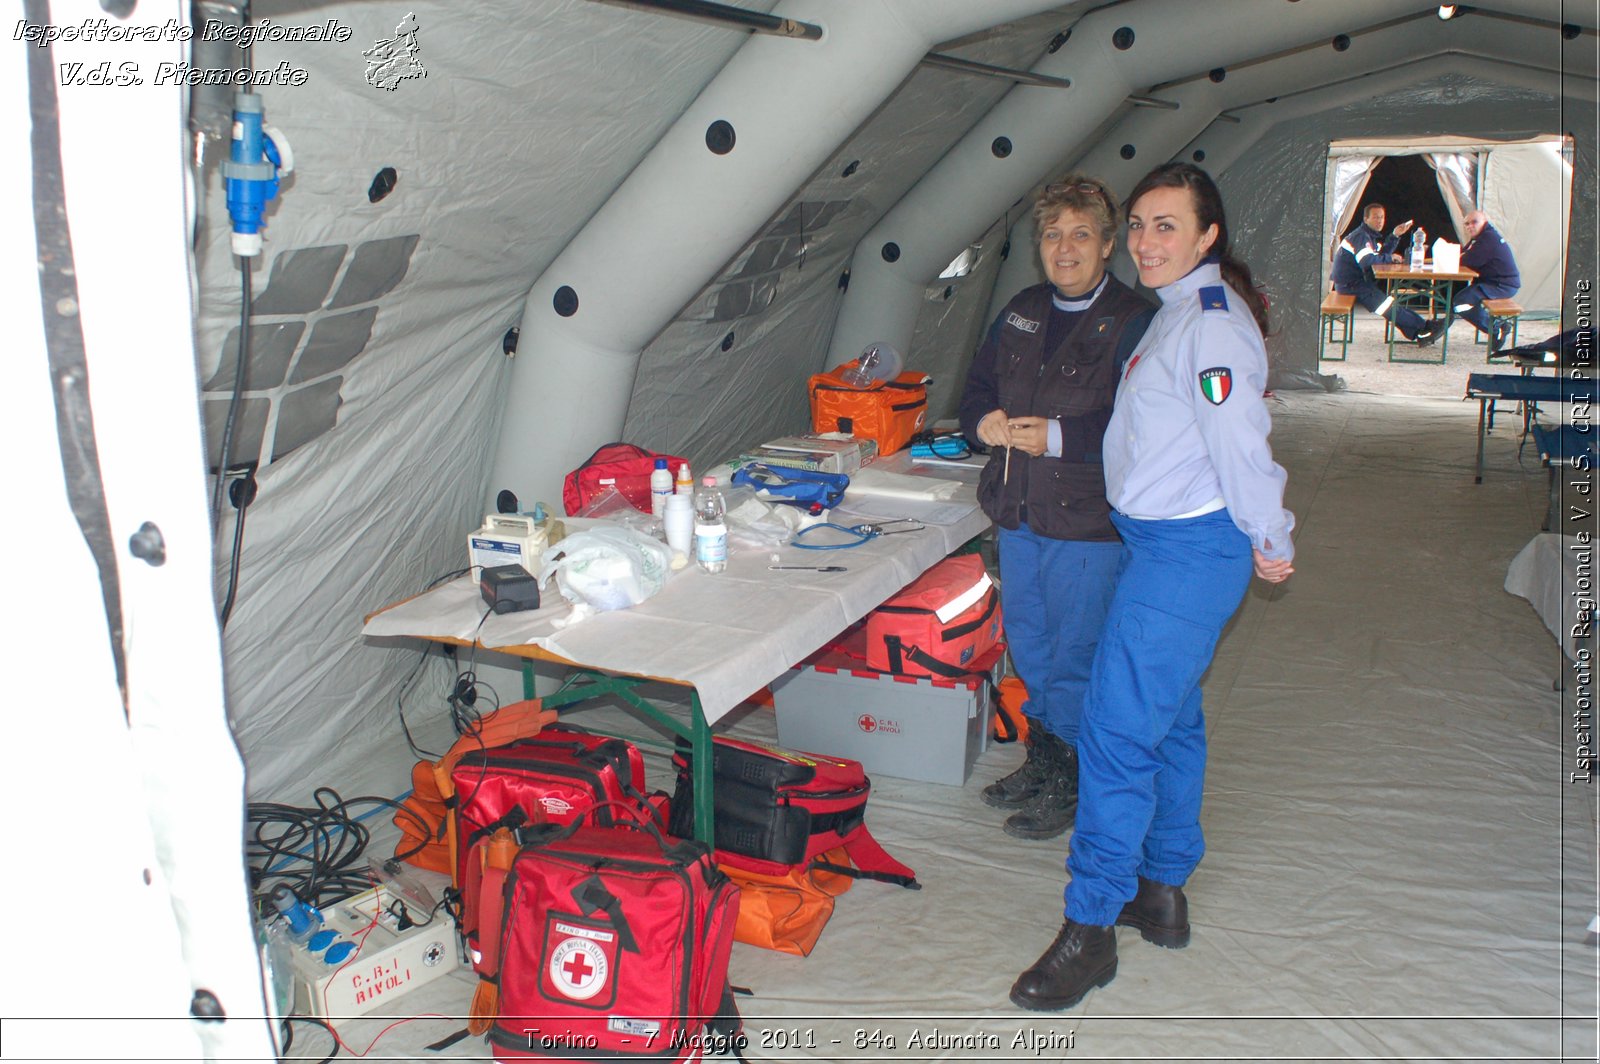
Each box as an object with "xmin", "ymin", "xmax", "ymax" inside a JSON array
[{"xmin": 1199, "ymin": 367, "xmax": 1232, "ymax": 405}]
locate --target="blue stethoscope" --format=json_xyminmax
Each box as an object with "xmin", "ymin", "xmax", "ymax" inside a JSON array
[{"xmin": 791, "ymin": 518, "xmax": 926, "ymax": 550}]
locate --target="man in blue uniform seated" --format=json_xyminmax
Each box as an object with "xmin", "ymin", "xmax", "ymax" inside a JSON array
[
  {"xmin": 1331, "ymin": 202, "xmax": 1436, "ymax": 347},
  {"xmin": 1423, "ymin": 209, "xmax": 1521, "ymax": 348}
]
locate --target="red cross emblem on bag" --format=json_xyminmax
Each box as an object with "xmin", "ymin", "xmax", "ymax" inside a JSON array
[{"xmin": 541, "ymin": 917, "xmax": 619, "ymax": 1007}]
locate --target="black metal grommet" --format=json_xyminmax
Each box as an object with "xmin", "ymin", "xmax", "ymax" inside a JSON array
[
  {"xmin": 881, "ymin": 242, "xmax": 900, "ymax": 263},
  {"xmin": 705, "ymin": 119, "xmax": 736, "ymax": 155},
  {"xmin": 502, "ymin": 326, "xmax": 519, "ymax": 355},
  {"xmin": 1561, "ymin": 23, "xmax": 1580, "ymax": 39},
  {"xmin": 1048, "ymin": 30, "xmax": 1070, "ymax": 53},
  {"xmin": 838, "ymin": 268, "xmax": 851, "ymax": 291},
  {"xmin": 841, "ymin": 160, "xmax": 860, "ymax": 178},
  {"xmin": 1332, "ymin": 34, "xmax": 1351, "ymax": 51},
  {"xmin": 190, "ymin": 989, "xmax": 225, "ymax": 1023},
  {"xmin": 553, "ymin": 286, "xmax": 578, "ymax": 317},
  {"xmin": 992, "ymin": 137, "xmax": 1012, "ymax": 159},
  {"xmin": 128, "ymin": 522, "xmax": 166, "ymax": 566},
  {"xmin": 1209, "ymin": 67, "xmax": 1226, "ymax": 83},
  {"xmin": 1192, "ymin": 149, "xmax": 1207, "ymax": 163},
  {"xmin": 1112, "ymin": 26, "xmax": 1135, "ymax": 50},
  {"xmin": 368, "ymin": 167, "xmax": 398, "ymax": 203},
  {"xmin": 721, "ymin": 331, "xmax": 735, "ymax": 351},
  {"xmin": 1120, "ymin": 144, "xmax": 1136, "ymax": 160}
]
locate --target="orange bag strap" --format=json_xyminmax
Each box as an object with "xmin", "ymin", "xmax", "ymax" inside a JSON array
[
  {"xmin": 471, "ymin": 828, "xmax": 522, "ymax": 979},
  {"xmin": 465, "ymin": 827, "xmax": 521, "ymax": 1037}
]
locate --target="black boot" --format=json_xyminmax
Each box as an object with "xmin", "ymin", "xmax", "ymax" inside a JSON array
[
  {"xmin": 982, "ymin": 719, "xmax": 1054, "ymax": 809},
  {"xmin": 1002, "ymin": 744, "xmax": 1078, "ymax": 840},
  {"xmin": 1009, "ymin": 919, "xmax": 1117, "ymax": 1011},
  {"xmin": 1114, "ymin": 877, "xmax": 1191, "ymax": 949}
]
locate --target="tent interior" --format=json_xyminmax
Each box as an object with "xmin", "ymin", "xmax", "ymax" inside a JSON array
[{"xmin": 9, "ymin": 0, "xmax": 1598, "ymax": 1060}]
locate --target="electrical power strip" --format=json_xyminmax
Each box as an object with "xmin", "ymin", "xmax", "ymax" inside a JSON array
[{"xmin": 285, "ymin": 881, "xmax": 460, "ymax": 1023}]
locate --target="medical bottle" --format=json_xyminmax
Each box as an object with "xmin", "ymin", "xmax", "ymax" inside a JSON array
[
  {"xmin": 650, "ymin": 458, "xmax": 673, "ymax": 517},
  {"xmin": 693, "ymin": 477, "xmax": 728, "ymax": 574},
  {"xmin": 663, "ymin": 492, "xmax": 693, "ymax": 557},
  {"xmin": 1410, "ymin": 228, "xmax": 1425, "ymax": 269},
  {"xmin": 675, "ymin": 462, "xmax": 694, "ymax": 495}
]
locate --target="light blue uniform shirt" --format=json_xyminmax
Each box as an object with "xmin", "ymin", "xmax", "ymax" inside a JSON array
[{"xmin": 1103, "ymin": 262, "xmax": 1295, "ymax": 561}]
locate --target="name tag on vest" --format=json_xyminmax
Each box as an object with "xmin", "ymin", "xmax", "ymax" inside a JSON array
[{"xmin": 1005, "ymin": 312, "xmax": 1040, "ymax": 334}]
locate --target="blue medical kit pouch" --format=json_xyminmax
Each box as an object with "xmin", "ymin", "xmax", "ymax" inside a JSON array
[{"xmin": 732, "ymin": 463, "xmax": 849, "ymax": 510}]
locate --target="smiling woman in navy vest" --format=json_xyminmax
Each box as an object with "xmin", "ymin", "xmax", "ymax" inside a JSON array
[{"xmin": 958, "ymin": 176, "xmax": 1155, "ymax": 844}]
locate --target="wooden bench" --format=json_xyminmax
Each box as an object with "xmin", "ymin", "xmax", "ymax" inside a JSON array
[
  {"xmin": 1477, "ymin": 297, "xmax": 1524, "ymax": 358},
  {"xmin": 1319, "ymin": 291, "xmax": 1356, "ymax": 361}
]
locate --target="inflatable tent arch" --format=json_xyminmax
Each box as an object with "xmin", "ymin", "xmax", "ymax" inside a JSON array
[{"xmin": 8, "ymin": 0, "xmax": 1597, "ymax": 1058}]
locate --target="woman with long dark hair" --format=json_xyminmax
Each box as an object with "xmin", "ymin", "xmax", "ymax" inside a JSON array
[{"xmin": 1010, "ymin": 162, "xmax": 1295, "ymax": 1011}]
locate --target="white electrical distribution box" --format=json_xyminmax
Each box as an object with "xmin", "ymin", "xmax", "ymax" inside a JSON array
[
  {"xmin": 468, "ymin": 513, "xmax": 548, "ymax": 574},
  {"xmin": 286, "ymin": 881, "xmax": 460, "ymax": 1023}
]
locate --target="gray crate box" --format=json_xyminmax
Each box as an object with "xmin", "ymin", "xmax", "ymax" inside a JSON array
[{"xmin": 769, "ymin": 650, "xmax": 1000, "ymax": 786}]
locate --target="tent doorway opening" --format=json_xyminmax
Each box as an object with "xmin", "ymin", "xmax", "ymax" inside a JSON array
[
  {"xmin": 1317, "ymin": 135, "xmax": 1572, "ymax": 399},
  {"xmin": 1355, "ymin": 154, "xmax": 1453, "ymax": 257}
]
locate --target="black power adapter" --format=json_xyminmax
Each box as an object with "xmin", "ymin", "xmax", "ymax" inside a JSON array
[{"xmin": 480, "ymin": 564, "xmax": 541, "ymax": 614}]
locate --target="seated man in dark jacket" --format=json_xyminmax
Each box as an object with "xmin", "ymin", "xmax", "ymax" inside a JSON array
[
  {"xmin": 1425, "ymin": 209, "xmax": 1521, "ymax": 348},
  {"xmin": 1331, "ymin": 202, "xmax": 1436, "ymax": 347}
]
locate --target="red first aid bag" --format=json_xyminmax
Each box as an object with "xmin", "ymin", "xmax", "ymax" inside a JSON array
[
  {"xmin": 473, "ymin": 817, "xmax": 742, "ymax": 1062},
  {"xmin": 668, "ymin": 736, "xmax": 918, "ymax": 888},
  {"xmin": 561, "ymin": 442, "xmax": 689, "ymax": 516},
  {"xmin": 449, "ymin": 724, "xmax": 652, "ymax": 957},
  {"xmin": 865, "ymin": 554, "xmax": 1003, "ymax": 678}
]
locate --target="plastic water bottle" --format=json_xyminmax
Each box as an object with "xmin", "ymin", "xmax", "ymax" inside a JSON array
[
  {"xmin": 650, "ymin": 458, "xmax": 673, "ymax": 517},
  {"xmin": 1410, "ymin": 229, "xmax": 1426, "ymax": 269},
  {"xmin": 693, "ymin": 477, "xmax": 728, "ymax": 574}
]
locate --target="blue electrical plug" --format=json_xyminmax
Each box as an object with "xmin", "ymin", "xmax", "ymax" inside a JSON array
[{"xmin": 223, "ymin": 92, "xmax": 292, "ymax": 257}]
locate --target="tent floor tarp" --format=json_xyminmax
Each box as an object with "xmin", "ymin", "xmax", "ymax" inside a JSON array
[{"xmin": 293, "ymin": 386, "xmax": 1597, "ymax": 1062}]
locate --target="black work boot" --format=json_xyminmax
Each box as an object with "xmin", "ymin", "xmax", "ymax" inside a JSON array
[
  {"xmin": 1009, "ymin": 919, "xmax": 1117, "ymax": 1011},
  {"xmin": 981, "ymin": 719, "xmax": 1054, "ymax": 809},
  {"xmin": 1115, "ymin": 876, "xmax": 1191, "ymax": 948},
  {"xmin": 1002, "ymin": 744, "xmax": 1078, "ymax": 840}
]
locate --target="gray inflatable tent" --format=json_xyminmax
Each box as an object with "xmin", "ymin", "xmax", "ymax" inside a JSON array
[{"xmin": 8, "ymin": 1, "xmax": 1597, "ymax": 1059}]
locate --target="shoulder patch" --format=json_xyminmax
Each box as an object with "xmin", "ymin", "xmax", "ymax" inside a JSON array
[
  {"xmin": 1198, "ymin": 286, "xmax": 1228, "ymax": 313},
  {"xmin": 1198, "ymin": 366, "xmax": 1232, "ymax": 405},
  {"xmin": 1005, "ymin": 311, "xmax": 1040, "ymax": 334}
]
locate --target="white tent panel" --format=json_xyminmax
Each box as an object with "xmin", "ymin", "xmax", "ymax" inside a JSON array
[{"xmin": 1482, "ymin": 140, "xmax": 1573, "ymax": 312}]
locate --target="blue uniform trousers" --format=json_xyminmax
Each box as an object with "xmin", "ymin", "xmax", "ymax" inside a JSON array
[
  {"xmin": 1064, "ymin": 509, "xmax": 1253, "ymax": 926},
  {"xmin": 1447, "ymin": 281, "xmax": 1519, "ymax": 334},
  {"xmin": 996, "ymin": 525, "xmax": 1121, "ymax": 743},
  {"xmin": 1336, "ymin": 278, "xmax": 1428, "ymax": 340}
]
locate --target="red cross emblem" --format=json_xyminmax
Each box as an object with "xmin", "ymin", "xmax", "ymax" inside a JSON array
[
  {"xmin": 562, "ymin": 952, "xmax": 594, "ymax": 985},
  {"xmin": 543, "ymin": 923, "xmax": 615, "ymax": 1004},
  {"xmin": 858, "ymin": 714, "xmax": 878, "ymax": 732}
]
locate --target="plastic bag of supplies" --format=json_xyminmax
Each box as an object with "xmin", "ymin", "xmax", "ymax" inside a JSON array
[{"xmin": 539, "ymin": 525, "xmax": 671, "ymax": 612}]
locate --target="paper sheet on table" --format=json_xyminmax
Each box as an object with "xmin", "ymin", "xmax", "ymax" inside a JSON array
[
  {"xmin": 846, "ymin": 465, "xmax": 961, "ymax": 501},
  {"xmin": 831, "ymin": 495, "xmax": 976, "ymax": 526}
]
